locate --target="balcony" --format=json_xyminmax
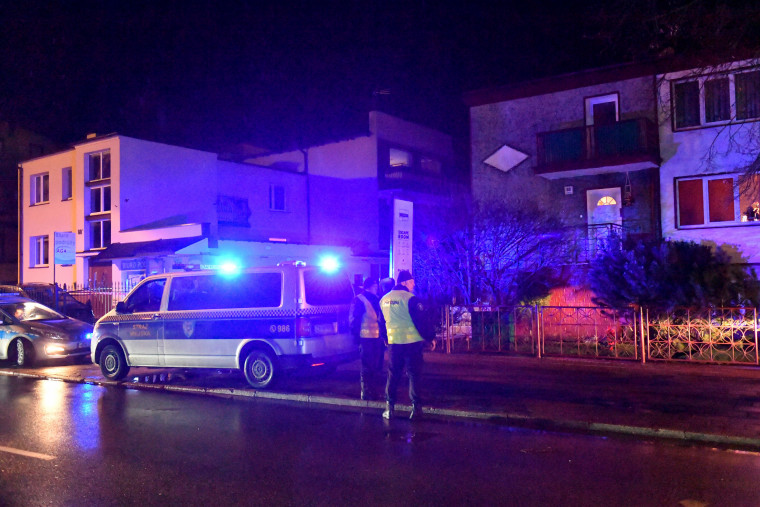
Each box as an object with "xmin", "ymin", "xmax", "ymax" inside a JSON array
[
  {"xmin": 535, "ymin": 118, "xmax": 659, "ymax": 178},
  {"xmin": 380, "ymin": 165, "xmax": 446, "ymax": 192}
]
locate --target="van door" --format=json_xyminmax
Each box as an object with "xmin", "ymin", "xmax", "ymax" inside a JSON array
[{"xmin": 119, "ymin": 278, "xmax": 166, "ymax": 367}]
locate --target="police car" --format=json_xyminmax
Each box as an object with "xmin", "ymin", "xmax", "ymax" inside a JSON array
[
  {"xmin": 91, "ymin": 261, "xmax": 359, "ymax": 388},
  {"xmin": 0, "ymin": 294, "xmax": 94, "ymax": 367}
]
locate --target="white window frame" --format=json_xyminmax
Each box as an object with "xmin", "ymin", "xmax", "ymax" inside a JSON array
[
  {"xmin": 30, "ymin": 235, "xmax": 49, "ymax": 267},
  {"xmin": 90, "ymin": 219, "xmax": 111, "ymax": 249},
  {"xmin": 88, "ymin": 150, "xmax": 111, "ymax": 181},
  {"xmin": 584, "ymin": 93, "xmax": 619, "ymax": 126},
  {"xmin": 89, "ymin": 185, "xmax": 111, "ymax": 214},
  {"xmin": 671, "ymin": 67, "xmax": 760, "ymax": 130},
  {"xmin": 30, "ymin": 173, "xmax": 49, "ymax": 205},
  {"xmin": 269, "ymin": 184, "xmax": 286, "ymax": 212},
  {"xmin": 62, "ymin": 167, "xmax": 72, "ymax": 201},
  {"xmin": 674, "ymin": 173, "xmax": 758, "ymax": 228}
]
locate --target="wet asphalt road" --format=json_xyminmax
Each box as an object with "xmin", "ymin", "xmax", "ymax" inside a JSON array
[{"xmin": 2, "ymin": 375, "xmax": 760, "ymax": 506}]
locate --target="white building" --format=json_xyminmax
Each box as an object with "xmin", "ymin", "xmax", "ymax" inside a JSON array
[
  {"xmin": 19, "ymin": 111, "xmax": 460, "ymax": 288},
  {"xmin": 657, "ymin": 59, "xmax": 760, "ymax": 265},
  {"xmin": 20, "ymin": 133, "xmax": 351, "ymax": 288}
]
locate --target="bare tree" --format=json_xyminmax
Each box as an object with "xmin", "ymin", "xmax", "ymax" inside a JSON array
[{"xmin": 414, "ymin": 199, "xmax": 569, "ymax": 306}]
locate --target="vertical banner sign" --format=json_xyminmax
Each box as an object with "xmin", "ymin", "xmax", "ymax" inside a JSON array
[
  {"xmin": 54, "ymin": 231, "xmax": 76, "ymax": 265},
  {"xmin": 391, "ymin": 199, "xmax": 413, "ymax": 279}
]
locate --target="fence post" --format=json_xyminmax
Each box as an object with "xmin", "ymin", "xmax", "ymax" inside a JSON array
[
  {"xmin": 755, "ymin": 308, "xmax": 759, "ymax": 366},
  {"xmin": 639, "ymin": 306, "xmax": 647, "ymax": 364},
  {"xmin": 535, "ymin": 303, "xmax": 542, "ymax": 359}
]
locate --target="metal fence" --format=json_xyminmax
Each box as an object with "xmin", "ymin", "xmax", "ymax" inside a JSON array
[
  {"xmin": 64, "ymin": 283, "xmax": 132, "ymax": 319},
  {"xmin": 435, "ymin": 304, "xmax": 759, "ymax": 366}
]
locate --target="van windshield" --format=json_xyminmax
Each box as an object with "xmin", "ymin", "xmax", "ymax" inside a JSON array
[{"xmin": 303, "ymin": 270, "xmax": 354, "ymax": 305}]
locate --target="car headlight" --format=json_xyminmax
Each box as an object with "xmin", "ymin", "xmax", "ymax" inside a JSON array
[{"xmin": 45, "ymin": 344, "xmax": 66, "ymax": 355}]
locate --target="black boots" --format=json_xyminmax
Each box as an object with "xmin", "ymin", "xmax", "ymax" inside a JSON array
[
  {"xmin": 409, "ymin": 404, "xmax": 423, "ymax": 421},
  {"xmin": 382, "ymin": 403, "xmax": 395, "ymax": 419}
]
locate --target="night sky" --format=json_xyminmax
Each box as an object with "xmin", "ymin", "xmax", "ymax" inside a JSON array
[{"xmin": 0, "ymin": 1, "xmax": 617, "ymax": 154}]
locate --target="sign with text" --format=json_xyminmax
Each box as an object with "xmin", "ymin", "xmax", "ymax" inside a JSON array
[
  {"xmin": 391, "ymin": 199, "xmax": 413, "ymax": 280},
  {"xmin": 54, "ymin": 231, "xmax": 76, "ymax": 265}
]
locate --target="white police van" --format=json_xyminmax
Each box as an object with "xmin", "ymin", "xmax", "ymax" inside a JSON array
[{"xmin": 91, "ymin": 262, "xmax": 358, "ymax": 388}]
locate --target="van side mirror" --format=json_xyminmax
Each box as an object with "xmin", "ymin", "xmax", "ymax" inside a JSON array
[{"xmin": 115, "ymin": 301, "xmax": 128, "ymax": 314}]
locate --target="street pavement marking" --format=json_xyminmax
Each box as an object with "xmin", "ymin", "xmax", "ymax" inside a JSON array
[{"xmin": 0, "ymin": 445, "xmax": 55, "ymax": 461}]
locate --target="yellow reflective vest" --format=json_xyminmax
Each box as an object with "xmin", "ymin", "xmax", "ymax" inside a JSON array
[
  {"xmin": 380, "ymin": 289, "xmax": 424, "ymax": 345},
  {"xmin": 357, "ymin": 293, "xmax": 381, "ymax": 339}
]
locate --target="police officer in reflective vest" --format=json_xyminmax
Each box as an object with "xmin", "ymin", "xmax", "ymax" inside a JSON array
[
  {"xmin": 349, "ymin": 277, "xmax": 387, "ymax": 400},
  {"xmin": 380, "ymin": 270, "xmax": 432, "ymax": 420}
]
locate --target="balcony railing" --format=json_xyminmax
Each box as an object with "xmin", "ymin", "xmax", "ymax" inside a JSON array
[
  {"xmin": 380, "ymin": 165, "xmax": 446, "ymax": 192},
  {"xmin": 536, "ymin": 118, "xmax": 659, "ymax": 174}
]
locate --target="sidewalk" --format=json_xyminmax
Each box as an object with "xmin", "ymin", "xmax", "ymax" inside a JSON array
[{"xmin": 4, "ymin": 352, "xmax": 760, "ymax": 449}]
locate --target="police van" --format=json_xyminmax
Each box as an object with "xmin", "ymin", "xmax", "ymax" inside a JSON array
[{"xmin": 91, "ymin": 262, "xmax": 358, "ymax": 388}]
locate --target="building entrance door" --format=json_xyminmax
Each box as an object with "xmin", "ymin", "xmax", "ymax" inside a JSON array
[
  {"xmin": 89, "ymin": 262, "xmax": 112, "ymax": 288},
  {"xmin": 586, "ymin": 187, "xmax": 622, "ymax": 257}
]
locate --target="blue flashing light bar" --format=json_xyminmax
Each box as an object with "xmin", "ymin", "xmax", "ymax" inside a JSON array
[{"xmin": 317, "ymin": 255, "xmax": 340, "ymax": 274}]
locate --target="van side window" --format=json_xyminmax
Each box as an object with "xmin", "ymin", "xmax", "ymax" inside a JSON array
[
  {"xmin": 126, "ymin": 279, "xmax": 166, "ymax": 313},
  {"xmin": 168, "ymin": 273, "xmax": 282, "ymax": 311}
]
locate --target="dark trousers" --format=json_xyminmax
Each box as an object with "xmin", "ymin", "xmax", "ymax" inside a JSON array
[
  {"xmin": 360, "ymin": 338, "xmax": 385, "ymax": 396},
  {"xmin": 385, "ymin": 341, "xmax": 424, "ymax": 406}
]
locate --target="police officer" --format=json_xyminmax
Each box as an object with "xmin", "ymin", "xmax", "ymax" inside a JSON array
[
  {"xmin": 380, "ymin": 270, "xmax": 432, "ymax": 420},
  {"xmin": 349, "ymin": 277, "xmax": 387, "ymax": 400}
]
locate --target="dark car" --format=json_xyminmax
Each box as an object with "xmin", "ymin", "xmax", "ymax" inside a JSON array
[
  {"xmin": 20, "ymin": 283, "xmax": 95, "ymax": 324},
  {"xmin": 0, "ymin": 295, "xmax": 93, "ymax": 366}
]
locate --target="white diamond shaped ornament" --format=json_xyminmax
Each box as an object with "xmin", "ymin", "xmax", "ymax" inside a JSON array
[{"xmin": 483, "ymin": 145, "xmax": 529, "ymax": 173}]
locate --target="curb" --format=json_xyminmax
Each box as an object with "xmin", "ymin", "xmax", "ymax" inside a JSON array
[{"xmin": 4, "ymin": 369, "xmax": 760, "ymax": 451}]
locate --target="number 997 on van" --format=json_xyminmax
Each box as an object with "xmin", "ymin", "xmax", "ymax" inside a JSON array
[{"xmin": 91, "ymin": 263, "xmax": 359, "ymax": 389}]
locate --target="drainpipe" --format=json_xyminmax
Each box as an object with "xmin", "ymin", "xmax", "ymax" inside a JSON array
[
  {"xmin": 17, "ymin": 163, "xmax": 23, "ymax": 284},
  {"xmin": 300, "ymin": 148, "xmax": 311, "ymax": 244}
]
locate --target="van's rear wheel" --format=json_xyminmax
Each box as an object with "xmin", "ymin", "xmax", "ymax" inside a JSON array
[
  {"xmin": 100, "ymin": 344, "xmax": 129, "ymax": 381},
  {"xmin": 243, "ymin": 349, "xmax": 277, "ymax": 389}
]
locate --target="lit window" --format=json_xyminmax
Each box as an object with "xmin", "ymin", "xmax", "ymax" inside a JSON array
[
  {"xmin": 389, "ymin": 148, "xmax": 412, "ymax": 168},
  {"xmin": 90, "ymin": 219, "xmax": 111, "ymax": 249},
  {"xmin": 269, "ymin": 185, "xmax": 285, "ymax": 211},
  {"xmin": 31, "ymin": 173, "xmax": 49, "ymax": 205},
  {"xmin": 88, "ymin": 150, "xmax": 111, "ymax": 181},
  {"xmin": 597, "ymin": 196, "xmax": 617, "ymax": 206},
  {"xmin": 62, "ymin": 167, "xmax": 72, "ymax": 200},
  {"xmin": 675, "ymin": 175, "xmax": 753, "ymax": 227},
  {"xmin": 30, "ymin": 236, "xmax": 49, "ymax": 266}
]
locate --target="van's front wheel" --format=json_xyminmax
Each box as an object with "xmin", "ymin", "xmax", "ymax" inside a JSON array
[
  {"xmin": 100, "ymin": 344, "xmax": 129, "ymax": 381},
  {"xmin": 243, "ymin": 349, "xmax": 277, "ymax": 389}
]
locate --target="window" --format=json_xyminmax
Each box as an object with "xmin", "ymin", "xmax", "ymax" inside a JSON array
[
  {"xmin": 705, "ymin": 78, "xmax": 730, "ymax": 122},
  {"xmin": 672, "ymin": 68, "xmax": 760, "ymax": 129},
  {"xmin": 389, "ymin": 148, "xmax": 412, "ymax": 169},
  {"xmin": 62, "ymin": 167, "xmax": 72, "ymax": 200},
  {"xmin": 736, "ymin": 71, "xmax": 760, "ymax": 120},
  {"xmin": 30, "ymin": 236, "xmax": 49, "ymax": 267},
  {"xmin": 125, "ymin": 279, "xmax": 166, "ymax": 313},
  {"xmin": 675, "ymin": 175, "xmax": 752, "ymax": 227},
  {"xmin": 597, "ymin": 196, "xmax": 617, "ymax": 206},
  {"xmin": 420, "ymin": 156, "xmax": 441, "ymax": 175},
  {"xmin": 90, "ymin": 219, "xmax": 111, "ymax": 249},
  {"xmin": 90, "ymin": 186, "xmax": 111, "ymax": 213},
  {"xmin": 88, "ymin": 150, "xmax": 111, "ymax": 181},
  {"xmin": 269, "ymin": 184, "xmax": 285, "ymax": 211},
  {"xmin": 674, "ymin": 81, "xmax": 700, "ymax": 128},
  {"xmin": 30, "ymin": 173, "xmax": 49, "ymax": 205},
  {"xmin": 168, "ymin": 273, "xmax": 283, "ymax": 311}
]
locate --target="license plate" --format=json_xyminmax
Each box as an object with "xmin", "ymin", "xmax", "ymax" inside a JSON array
[{"xmin": 313, "ymin": 322, "xmax": 337, "ymax": 335}]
